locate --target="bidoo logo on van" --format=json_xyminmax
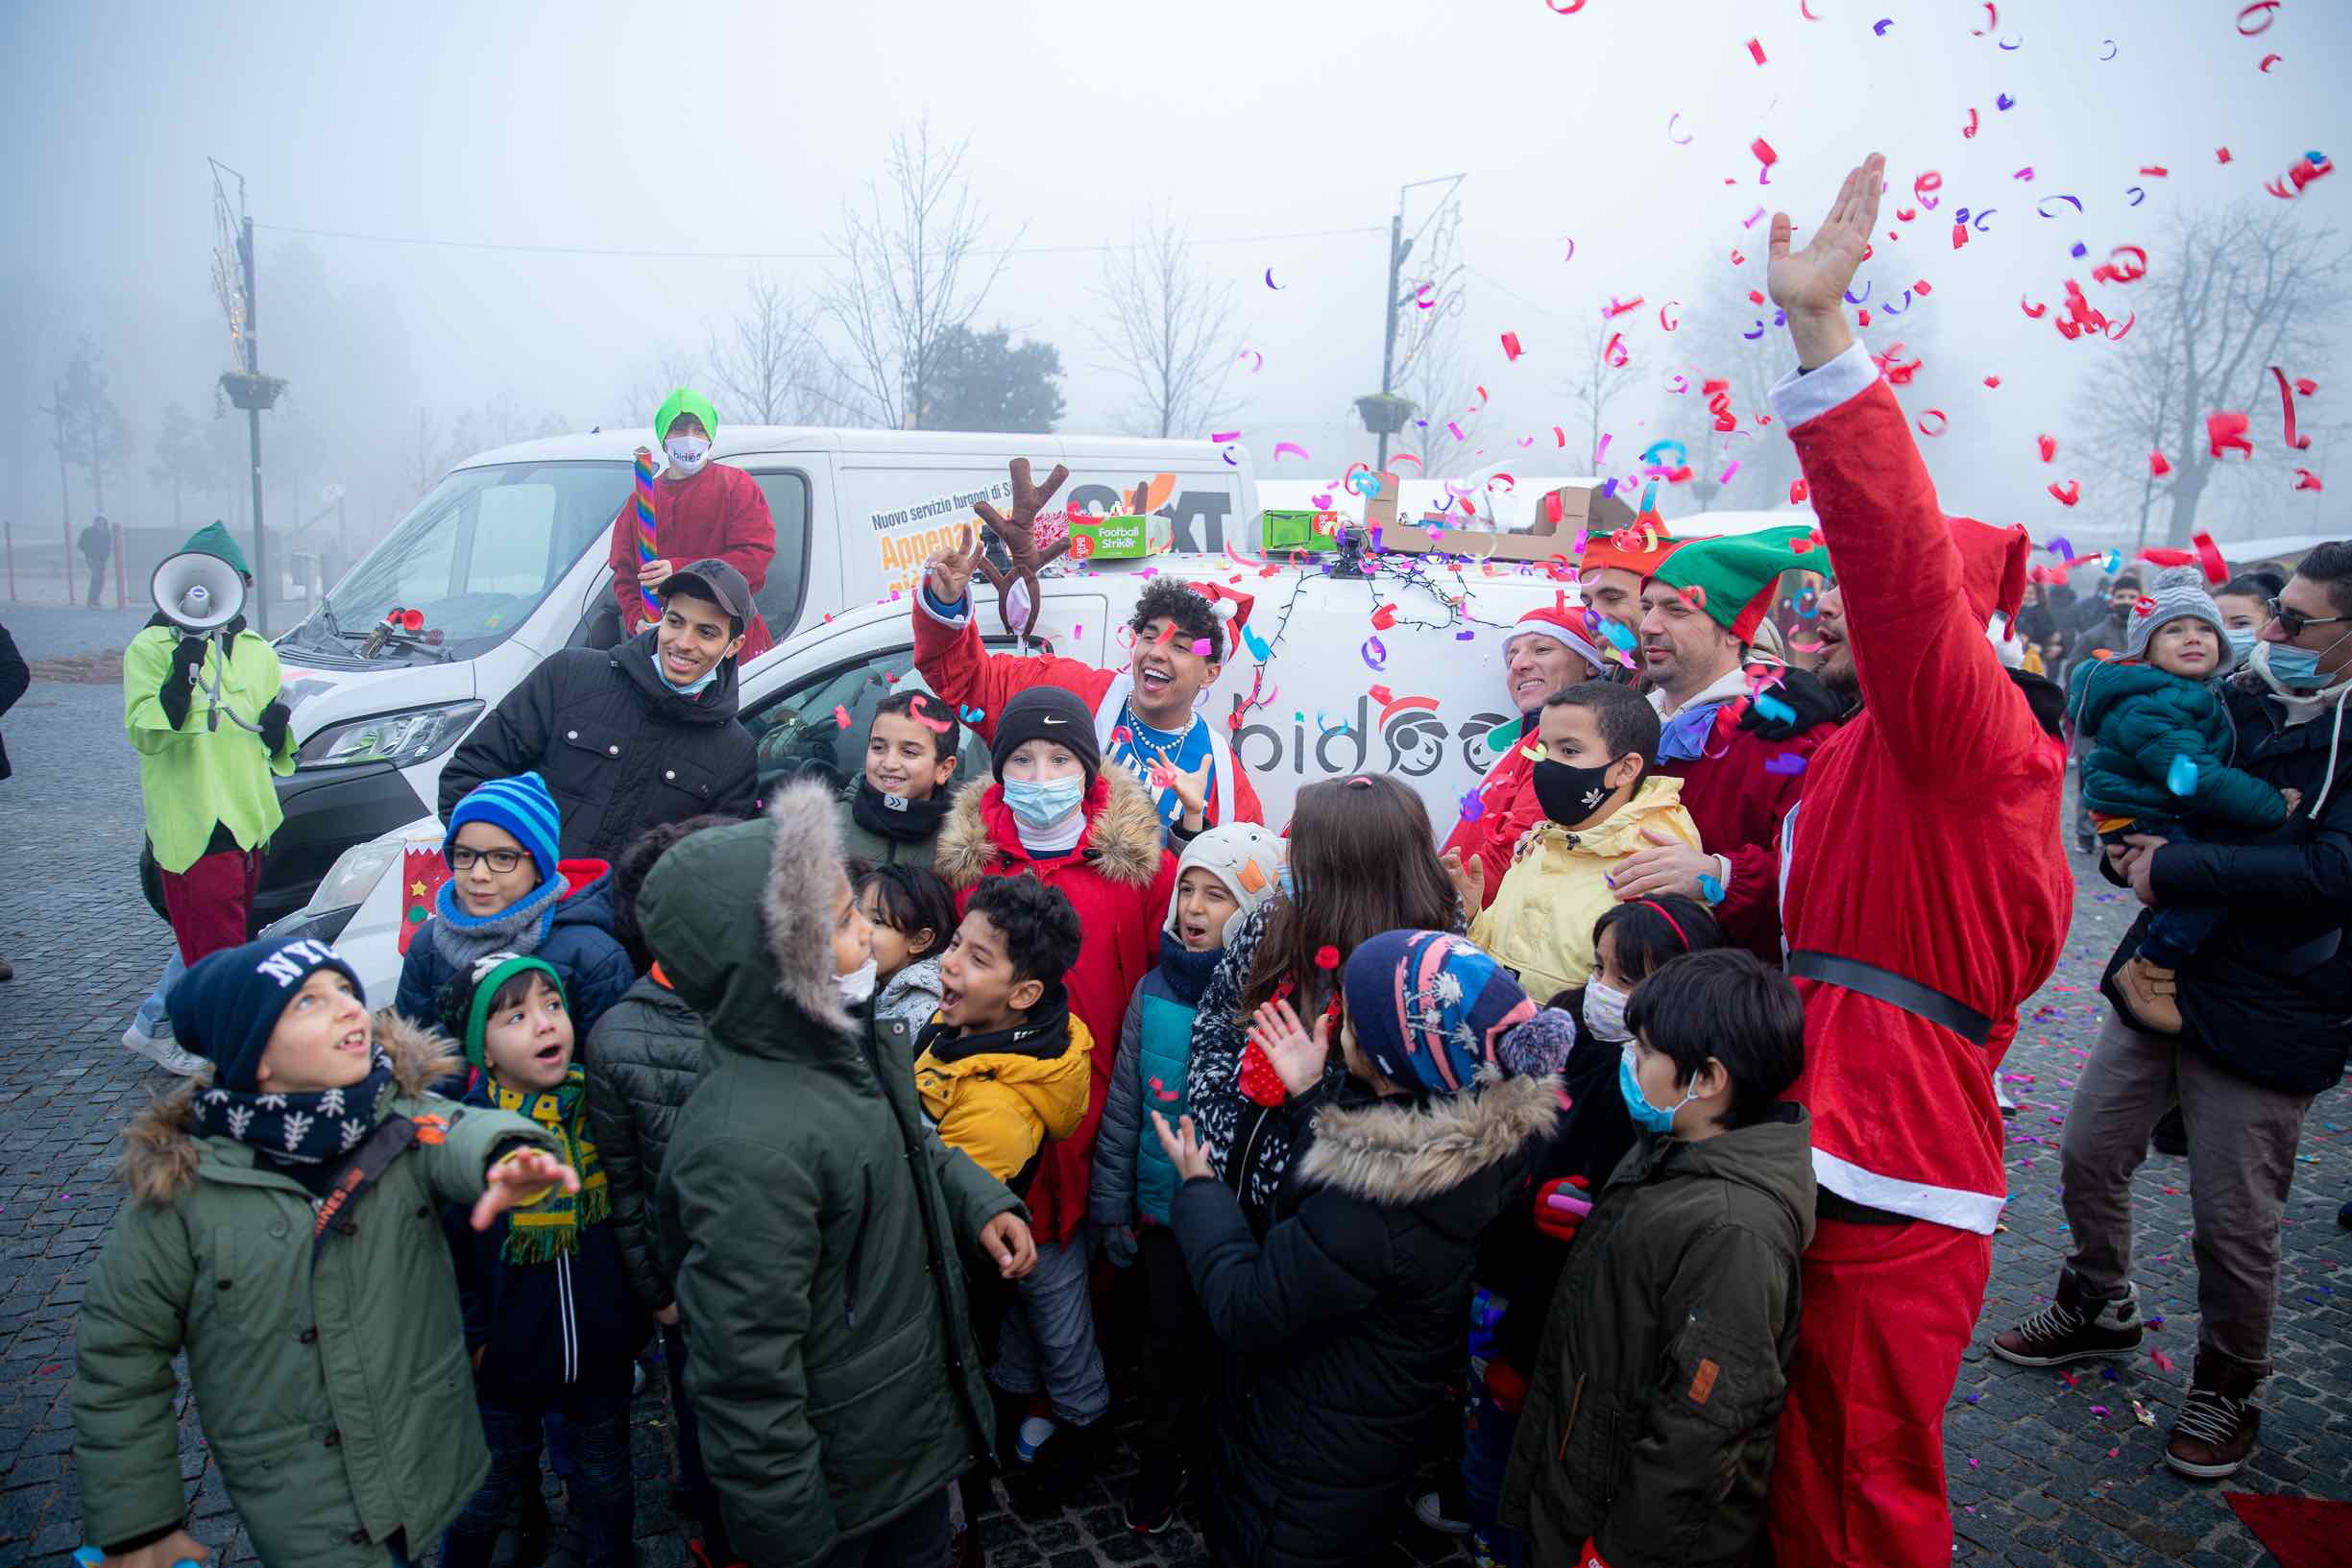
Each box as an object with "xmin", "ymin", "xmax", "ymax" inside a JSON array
[
  {"xmin": 1227, "ymin": 690, "xmax": 1514, "ymax": 786},
  {"xmin": 868, "ymin": 475, "xmax": 1240, "ymax": 593}
]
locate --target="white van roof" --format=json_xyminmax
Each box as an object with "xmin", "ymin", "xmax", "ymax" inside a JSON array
[{"xmin": 453, "ymin": 426, "xmax": 1240, "ymax": 470}]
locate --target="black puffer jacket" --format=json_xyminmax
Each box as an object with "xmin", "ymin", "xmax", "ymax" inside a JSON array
[
  {"xmin": 2099, "ymin": 674, "xmax": 2352, "ymax": 1093},
  {"xmin": 1170, "ymin": 1069, "xmax": 1559, "ymax": 1568},
  {"xmin": 439, "ymin": 628, "xmax": 757, "ymax": 860},
  {"xmin": 585, "ymin": 973, "xmax": 706, "ymax": 1312}
]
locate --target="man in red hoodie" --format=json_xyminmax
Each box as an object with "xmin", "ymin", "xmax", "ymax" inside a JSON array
[
  {"xmin": 604, "ymin": 387, "xmax": 777, "ymax": 661},
  {"xmin": 1759, "ymin": 156, "xmax": 2071, "ymax": 1567},
  {"xmin": 917, "ymin": 524, "xmax": 1263, "ymax": 839}
]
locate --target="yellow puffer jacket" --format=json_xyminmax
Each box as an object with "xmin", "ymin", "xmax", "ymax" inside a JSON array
[
  {"xmin": 914, "ymin": 1010, "xmax": 1095, "ymax": 1187},
  {"xmin": 1469, "ymin": 776, "xmax": 1703, "ymax": 1001}
]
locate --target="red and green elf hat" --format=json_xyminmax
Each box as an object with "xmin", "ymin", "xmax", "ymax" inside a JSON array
[{"xmin": 1648, "ymin": 524, "xmax": 1831, "ymax": 643}]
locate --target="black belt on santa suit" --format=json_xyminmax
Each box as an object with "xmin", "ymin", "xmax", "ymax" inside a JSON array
[
  {"xmin": 1784, "ymin": 950, "xmax": 1999, "ymax": 1229},
  {"xmin": 1784, "ymin": 950, "xmax": 1995, "ymax": 1047}
]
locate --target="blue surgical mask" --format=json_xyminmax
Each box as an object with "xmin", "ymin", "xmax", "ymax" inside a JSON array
[
  {"xmin": 1002, "ymin": 775, "xmax": 1087, "ymax": 829},
  {"xmin": 651, "ymin": 651, "xmax": 718, "ymax": 697},
  {"xmin": 2254, "ymin": 628, "xmax": 2352, "ymax": 691},
  {"xmin": 1618, "ymin": 1043, "xmax": 1698, "ymax": 1135},
  {"xmin": 2224, "ymin": 628, "xmax": 2258, "ymax": 664}
]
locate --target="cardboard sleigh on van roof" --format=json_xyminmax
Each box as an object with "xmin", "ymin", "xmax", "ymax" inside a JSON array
[{"xmin": 1359, "ymin": 472, "xmax": 1638, "ymax": 564}]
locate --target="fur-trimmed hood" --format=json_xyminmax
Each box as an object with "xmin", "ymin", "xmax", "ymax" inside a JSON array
[
  {"xmin": 119, "ymin": 1010, "xmax": 461, "ymax": 1207},
  {"xmin": 934, "ymin": 767, "xmax": 1168, "ymax": 890},
  {"xmin": 1298, "ymin": 1067, "xmax": 1561, "ymax": 1216},
  {"xmin": 638, "ymin": 779, "xmax": 859, "ymax": 1059}
]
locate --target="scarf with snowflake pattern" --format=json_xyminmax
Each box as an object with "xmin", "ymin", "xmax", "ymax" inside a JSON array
[
  {"xmin": 470, "ymin": 1064, "xmax": 608, "ymax": 1263},
  {"xmin": 193, "ymin": 1051, "xmax": 398, "ymax": 1166}
]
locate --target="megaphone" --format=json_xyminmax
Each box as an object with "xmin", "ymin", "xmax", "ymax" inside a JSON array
[{"xmin": 151, "ymin": 551, "xmax": 247, "ymax": 634}]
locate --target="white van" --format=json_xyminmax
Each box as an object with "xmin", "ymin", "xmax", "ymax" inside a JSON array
[
  {"xmin": 255, "ymin": 426, "xmax": 1257, "ymax": 929},
  {"xmin": 276, "ymin": 548, "xmax": 1575, "ymax": 1005}
]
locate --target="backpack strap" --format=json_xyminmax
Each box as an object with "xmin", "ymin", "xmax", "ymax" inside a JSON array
[{"xmin": 310, "ymin": 1116, "xmax": 422, "ymax": 1269}]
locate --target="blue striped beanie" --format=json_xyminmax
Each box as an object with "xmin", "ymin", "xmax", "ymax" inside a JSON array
[
  {"xmin": 1342, "ymin": 929, "xmax": 1540, "ymax": 1097},
  {"xmin": 446, "ymin": 772, "xmax": 564, "ymax": 881}
]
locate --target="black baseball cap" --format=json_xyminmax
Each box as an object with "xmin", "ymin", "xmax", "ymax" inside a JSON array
[{"xmin": 660, "ymin": 558, "xmax": 755, "ymax": 635}]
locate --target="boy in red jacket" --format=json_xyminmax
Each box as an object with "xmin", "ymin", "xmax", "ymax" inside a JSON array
[
  {"xmin": 918, "ymin": 521, "xmax": 1263, "ymax": 838},
  {"xmin": 1759, "ymin": 155, "xmax": 2070, "ymax": 1568},
  {"xmin": 605, "ymin": 388, "xmax": 777, "ymax": 661}
]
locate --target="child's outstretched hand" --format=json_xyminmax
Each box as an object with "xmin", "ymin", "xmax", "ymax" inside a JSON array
[
  {"xmin": 1441, "ymin": 848, "xmax": 1487, "ymax": 912},
  {"xmin": 471, "ymin": 1147, "xmax": 580, "ymax": 1232},
  {"xmin": 979, "ymin": 1212, "xmax": 1038, "ymax": 1279},
  {"xmin": 1151, "ymin": 1112, "xmax": 1217, "ymax": 1183},
  {"xmin": 1150, "ymin": 757, "xmax": 1214, "ymax": 830},
  {"xmin": 1249, "ymin": 998, "xmax": 1330, "ymax": 1097}
]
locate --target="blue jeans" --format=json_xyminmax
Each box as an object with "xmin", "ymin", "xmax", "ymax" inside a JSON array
[
  {"xmin": 442, "ymin": 1387, "xmax": 634, "ymax": 1568},
  {"xmin": 132, "ymin": 950, "xmax": 187, "ymax": 1038},
  {"xmin": 2128, "ymin": 823, "xmax": 2223, "ymax": 969}
]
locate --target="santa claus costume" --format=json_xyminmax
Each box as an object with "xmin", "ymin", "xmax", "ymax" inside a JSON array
[{"xmin": 1763, "ymin": 347, "xmax": 2071, "ymax": 1566}]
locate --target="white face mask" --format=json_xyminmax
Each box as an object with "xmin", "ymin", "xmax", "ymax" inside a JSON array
[
  {"xmin": 664, "ymin": 435, "xmax": 712, "ymax": 477},
  {"xmin": 837, "ymin": 955, "xmax": 879, "ymax": 1005},
  {"xmin": 1582, "ymin": 978, "xmax": 1633, "ymax": 1044}
]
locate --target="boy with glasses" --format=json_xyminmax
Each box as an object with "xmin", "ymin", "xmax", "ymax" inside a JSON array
[{"xmin": 395, "ymin": 772, "xmax": 635, "ymax": 1046}]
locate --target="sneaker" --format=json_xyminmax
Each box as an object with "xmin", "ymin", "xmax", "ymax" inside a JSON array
[
  {"xmin": 1124, "ymin": 1464, "xmax": 1188, "ymax": 1535},
  {"xmin": 1995, "ymin": 1076, "xmax": 2019, "ymax": 1117},
  {"xmin": 2165, "ymin": 1351, "xmax": 2264, "ymax": 1479},
  {"xmin": 1411, "ymin": 1478, "xmax": 1473, "ymax": 1537},
  {"xmin": 1992, "ymin": 1274, "xmax": 2143, "ymax": 1367},
  {"xmin": 2114, "ymin": 956, "xmax": 2183, "ymax": 1034},
  {"xmin": 122, "ymin": 1023, "xmax": 206, "ymax": 1077}
]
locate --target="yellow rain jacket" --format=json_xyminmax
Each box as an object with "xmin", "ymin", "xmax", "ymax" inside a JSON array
[
  {"xmin": 914, "ymin": 1007, "xmax": 1094, "ymax": 1189},
  {"xmin": 1469, "ymin": 775, "xmax": 1702, "ymax": 1001}
]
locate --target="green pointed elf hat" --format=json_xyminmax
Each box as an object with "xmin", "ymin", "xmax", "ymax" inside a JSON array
[
  {"xmin": 654, "ymin": 386, "xmax": 719, "ymax": 443},
  {"xmin": 180, "ymin": 519, "xmax": 251, "ymax": 576},
  {"xmin": 1649, "ymin": 523, "xmax": 1831, "ymax": 643}
]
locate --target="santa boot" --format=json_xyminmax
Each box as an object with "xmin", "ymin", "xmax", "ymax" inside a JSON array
[
  {"xmin": 2114, "ymin": 956, "xmax": 2182, "ymax": 1034},
  {"xmin": 2165, "ymin": 1348, "xmax": 2265, "ymax": 1480}
]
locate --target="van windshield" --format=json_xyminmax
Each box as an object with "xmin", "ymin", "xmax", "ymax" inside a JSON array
[{"xmin": 296, "ymin": 460, "xmax": 630, "ymax": 662}]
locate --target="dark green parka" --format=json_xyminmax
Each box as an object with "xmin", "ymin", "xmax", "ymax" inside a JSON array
[
  {"xmin": 2070, "ymin": 657, "xmax": 2289, "ymax": 832},
  {"xmin": 72, "ymin": 1015, "xmax": 558, "ymax": 1567},
  {"xmin": 1501, "ymin": 1106, "xmax": 1816, "ymax": 1568},
  {"xmin": 646, "ymin": 782, "xmax": 1021, "ymax": 1568}
]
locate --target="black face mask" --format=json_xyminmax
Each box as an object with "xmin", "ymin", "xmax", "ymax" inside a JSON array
[{"xmin": 1531, "ymin": 756, "xmax": 1626, "ymax": 827}]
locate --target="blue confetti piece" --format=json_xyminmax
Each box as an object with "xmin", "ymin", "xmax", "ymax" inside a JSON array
[
  {"xmin": 1699, "ymin": 874, "xmax": 1726, "ymax": 905},
  {"xmin": 2166, "ymin": 754, "xmax": 2198, "ymax": 797}
]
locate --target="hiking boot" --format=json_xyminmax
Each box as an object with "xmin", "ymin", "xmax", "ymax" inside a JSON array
[
  {"xmin": 1011, "ymin": 1418, "xmax": 1102, "ymax": 1512},
  {"xmin": 1992, "ymin": 1274, "xmax": 2143, "ymax": 1367},
  {"xmin": 2165, "ymin": 1349, "xmax": 2265, "ymax": 1480},
  {"xmin": 122, "ymin": 1022, "xmax": 206, "ymax": 1076},
  {"xmin": 1124, "ymin": 1462, "xmax": 1188, "ymax": 1535},
  {"xmin": 2114, "ymin": 956, "xmax": 2183, "ymax": 1034}
]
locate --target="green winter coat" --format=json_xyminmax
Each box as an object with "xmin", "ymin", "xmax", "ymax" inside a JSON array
[
  {"xmin": 834, "ymin": 784, "xmax": 941, "ymax": 871},
  {"xmin": 1501, "ymin": 1106, "xmax": 1816, "ymax": 1568},
  {"xmin": 123, "ymin": 620, "xmax": 297, "ymax": 873},
  {"xmin": 2069, "ymin": 658, "xmax": 2289, "ymax": 833},
  {"xmin": 73, "ymin": 1015, "xmax": 560, "ymax": 1566},
  {"xmin": 645, "ymin": 782, "xmax": 1021, "ymax": 1568}
]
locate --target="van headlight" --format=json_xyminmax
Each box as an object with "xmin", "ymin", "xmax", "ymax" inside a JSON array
[
  {"xmin": 304, "ymin": 837, "xmax": 403, "ymax": 916},
  {"xmin": 298, "ymin": 700, "xmax": 483, "ymax": 769}
]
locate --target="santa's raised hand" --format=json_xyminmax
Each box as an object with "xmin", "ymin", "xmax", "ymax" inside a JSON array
[{"xmin": 1767, "ymin": 151, "xmax": 1884, "ymax": 369}]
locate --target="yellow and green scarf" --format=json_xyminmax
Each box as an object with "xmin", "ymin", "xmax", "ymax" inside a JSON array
[{"xmin": 481, "ymin": 1065, "xmax": 608, "ymax": 1263}]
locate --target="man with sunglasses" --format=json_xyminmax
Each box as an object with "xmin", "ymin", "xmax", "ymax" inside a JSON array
[{"xmin": 1994, "ymin": 541, "xmax": 2352, "ymax": 1483}]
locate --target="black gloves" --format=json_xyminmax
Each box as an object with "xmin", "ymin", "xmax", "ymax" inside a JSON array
[
  {"xmin": 1738, "ymin": 665, "xmax": 1850, "ymax": 741},
  {"xmin": 258, "ymin": 699, "xmax": 291, "ymax": 753},
  {"xmin": 158, "ymin": 637, "xmax": 206, "ymax": 730}
]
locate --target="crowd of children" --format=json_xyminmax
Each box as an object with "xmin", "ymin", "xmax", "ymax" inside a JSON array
[{"xmin": 69, "ymin": 161, "xmax": 2345, "ymax": 1568}]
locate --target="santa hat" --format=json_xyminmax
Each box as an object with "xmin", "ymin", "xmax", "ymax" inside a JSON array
[
  {"xmin": 1947, "ymin": 516, "xmax": 2032, "ymax": 629},
  {"xmin": 1187, "ymin": 580, "xmax": 1255, "ymax": 632},
  {"xmin": 1649, "ymin": 524, "xmax": 1828, "ymax": 643},
  {"xmin": 1502, "ymin": 603, "xmax": 1609, "ymax": 673},
  {"xmin": 1577, "ymin": 517, "xmax": 1695, "ymax": 581}
]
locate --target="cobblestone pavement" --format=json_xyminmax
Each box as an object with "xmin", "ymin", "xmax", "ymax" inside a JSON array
[{"xmin": 0, "ymin": 605, "xmax": 2344, "ymax": 1566}]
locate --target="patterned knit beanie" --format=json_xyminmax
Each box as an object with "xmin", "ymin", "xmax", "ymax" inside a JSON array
[
  {"xmin": 437, "ymin": 952, "xmax": 568, "ymax": 1069},
  {"xmin": 446, "ymin": 772, "xmax": 564, "ymax": 882},
  {"xmin": 170, "ymin": 936, "xmax": 364, "ymax": 1093},
  {"xmin": 2124, "ymin": 566, "xmax": 2236, "ymax": 673},
  {"xmin": 1342, "ymin": 930, "xmax": 1542, "ymax": 1096}
]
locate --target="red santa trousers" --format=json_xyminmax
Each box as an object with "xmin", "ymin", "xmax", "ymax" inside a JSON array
[
  {"xmin": 1766, "ymin": 1215, "xmax": 1990, "ymax": 1568},
  {"xmin": 160, "ymin": 849, "xmax": 262, "ymax": 966}
]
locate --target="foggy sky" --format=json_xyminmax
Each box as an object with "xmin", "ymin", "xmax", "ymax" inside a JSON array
[{"xmin": 3, "ymin": 0, "xmax": 2346, "ymax": 552}]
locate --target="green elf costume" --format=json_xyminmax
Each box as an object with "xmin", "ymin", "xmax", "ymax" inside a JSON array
[{"xmin": 124, "ymin": 521, "xmax": 296, "ymax": 969}]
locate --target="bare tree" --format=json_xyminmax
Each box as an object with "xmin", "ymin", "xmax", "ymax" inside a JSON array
[
  {"xmin": 1094, "ymin": 205, "xmax": 1236, "ymax": 439},
  {"xmin": 150, "ymin": 402, "xmax": 210, "ymax": 530},
  {"xmin": 706, "ymin": 267, "xmax": 850, "ymax": 426},
  {"xmin": 45, "ymin": 339, "xmax": 130, "ymax": 517},
  {"xmin": 409, "ymin": 406, "xmax": 443, "ymax": 496},
  {"xmin": 615, "ymin": 343, "xmax": 708, "ymax": 436},
  {"xmin": 821, "ymin": 117, "xmax": 1021, "ymax": 430},
  {"xmin": 1396, "ymin": 324, "xmax": 1486, "ymax": 476},
  {"xmin": 2072, "ymin": 202, "xmax": 2349, "ymax": 547},
  {"xmin": 1558, "ymin": 318, "xmax": 1635, "ymax": 474}
]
